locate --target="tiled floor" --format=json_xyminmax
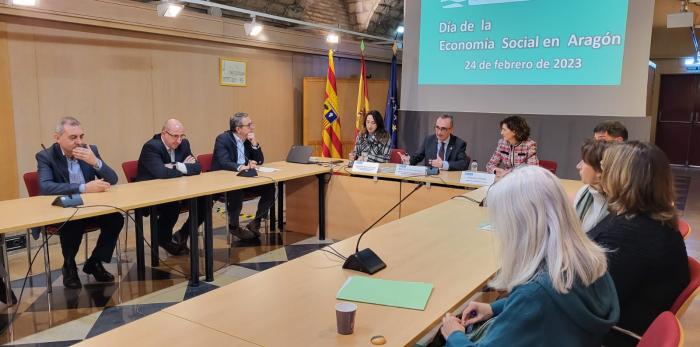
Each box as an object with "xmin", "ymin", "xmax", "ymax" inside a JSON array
[
  {"xmin": 1, "ymin": 169, "xmax": 699, "ymax": 346},
  {"xmin": 674, "ymin": 167, "xmax": 700, "ymax": 346},
  {"xmin": 0, "ymin": 200, "xmax": 333, "ymax": 346}
]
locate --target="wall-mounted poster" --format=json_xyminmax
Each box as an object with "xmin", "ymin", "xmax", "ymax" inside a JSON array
[{"xmin": 220, "ymin": 58, "xmax": 246, "ymax": 86}]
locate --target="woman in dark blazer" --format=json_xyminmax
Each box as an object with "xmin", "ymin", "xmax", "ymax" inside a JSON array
[{"xmin": 590, "ymin": 141, "xmax": 689, "ymax": 346}]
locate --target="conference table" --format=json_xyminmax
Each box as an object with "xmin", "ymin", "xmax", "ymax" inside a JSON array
[
  {"xmin": 0, "ymin": 161, "xmax": 332, "ymax": 303},
  {"xmin": 75, "ymin": 311, "xmax": 260, "ymax": 347},
  {"xmin": 339, "ymin": 162, "xmax": 486, "ymax": 188},
  {"xmin": 286, "ymin": 162, "xmax": 485, "ymax": 240},
  {"xmin": 77, "ymin": 175, "xmax": 583, "ymax": 346}
]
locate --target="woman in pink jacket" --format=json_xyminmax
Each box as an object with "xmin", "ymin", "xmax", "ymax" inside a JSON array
[{"xmin": 485, "ymin": 116, "xmax": 539, "ymax": 178}]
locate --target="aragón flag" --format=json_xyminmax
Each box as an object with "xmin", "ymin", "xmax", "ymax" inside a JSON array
[
  {"xmin": 355, "ymin": 40, "xmax": 370, "ymax": 137},
  {"xmin": 322, "ymin": 49, "xmax": 343, "ymax": 158}
]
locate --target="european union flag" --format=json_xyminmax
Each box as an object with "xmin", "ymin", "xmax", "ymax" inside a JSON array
[{"xmin": 385, "ymin": 44, "xmax": 399, "ymax": 148}]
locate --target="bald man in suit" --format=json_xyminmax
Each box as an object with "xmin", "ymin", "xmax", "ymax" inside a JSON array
[{"xmin": 135, "ymin": 119, "xmax": 207, "ymax": 255}]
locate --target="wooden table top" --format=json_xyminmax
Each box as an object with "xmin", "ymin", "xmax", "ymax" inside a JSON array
[
  {"xmin": 76, "ymin": 176, "xmax": 584, "ymax": 346},
  {"xmin": 161, "ymin": 178, "xmax": 583, "ymax": 346},
  {"xmin": 74, "ymin": 311, "xmax": 260, "ymax": 347},
  {"xmin": 0, "ymin": 161, "xmax": 330, "ymax": 234},
  {"xmin": 163, "ymin": 195, "xmax": 497, "ymax": 346}
]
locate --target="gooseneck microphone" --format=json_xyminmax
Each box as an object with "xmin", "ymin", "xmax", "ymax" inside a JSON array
[{"xmin": 342, "ymin": 182, "xmax": 424, "ymax": 274}]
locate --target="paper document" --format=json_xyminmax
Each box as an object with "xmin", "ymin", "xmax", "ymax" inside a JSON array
[
  {"xmin": 478, "ymin": 223, "xmax": 494, "ymax": 232},
  {"xmin": 336, "ymin": 276, "xmax": 433, "ymax": 310},
  {"xmin": 257, "ymin": 167, "xmax": 279, "ymax": 173},
  {"xmin": 460, "ymin": 171, "xmax": 495, "ymax": 186}
]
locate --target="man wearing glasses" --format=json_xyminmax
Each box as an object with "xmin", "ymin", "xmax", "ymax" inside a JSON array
[
  {"xmin": 211, "ymin": 112, "xmax": 275, "ymax": 240},
  {"xmin": 399, "ymin": 114, "xmax": 469, "ymax": 171},
  {"xmin": 135, "ymin": 118, "xmax": 206, "ymax": 255}
]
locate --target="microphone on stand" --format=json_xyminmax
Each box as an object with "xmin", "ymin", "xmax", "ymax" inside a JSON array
[{"xmin": 342, "ymin": 182, "xmax": 424, "ymax": 274}]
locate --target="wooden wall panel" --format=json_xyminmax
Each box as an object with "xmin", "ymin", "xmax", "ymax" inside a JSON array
[
  {"xmin": 400, "ymin": 183, "xmax": 468, "ymax": 218},
  {"xmin": 30, "ymin": 24, "xmax": 155, "ymax": 178},
  {"xmin": 284, "ymin": 176, "xmax": 319, "ymax": 236},
  {"xmin": 6, "ymin": 23, "xmax": 41, "ymax": 196},
  {"xmin": 285, "ymin": 175, "xmax": 402, "ymax": 240},
  {"xmin": 0, "ymin": 23, "xmax": 19, "ymax": 200},
  {"xmin": 4, "ymin": 18, "xmax": 393, "ymax": 197},
  {"xmin": 324, "ymin": 175, "xmax": 400, "ymax": 240}
]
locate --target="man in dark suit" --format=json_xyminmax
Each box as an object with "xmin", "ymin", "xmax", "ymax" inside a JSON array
[
  {"xmin": 212, "ymin": 112, "xmax": 275, "ymax": 240},
  {"xmin": 135, "ymin": 118, "xmax": 206, "ymax": 255},
  {"xmin": 36, "ymin": 116, "xmax": 123, "ymax": 289},
  {"xmin": 400, "ymin": 114, "xmax": 469, "ymax": 171}
]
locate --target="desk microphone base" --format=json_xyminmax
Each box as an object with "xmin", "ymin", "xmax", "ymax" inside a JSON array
[
  {"xmin": 51, "ymin": 194, "xmax": 84, "ymax": 208},
  {"xmin": 342, "ymin": 248, "xmax": 386, "ymax": 275},
  {"xmin": 237, "ymin": 168, "xmax": 258, "ymax": 177}
]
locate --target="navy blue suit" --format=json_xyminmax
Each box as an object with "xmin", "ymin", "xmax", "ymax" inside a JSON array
[
  {"xmin": 211, "ymin": 131, "xmax": 264, "ymax": 171},
  {"xmin": 211, "ymin": 131, "xmax": 274, "ymax": 227},
  {"xmin": 35, "ymin": 143, "xmax": 123, "ymax": 264},
  {"xmin": 409, "ymin": 134, "xmax": 469, "ymax": 171},
  {"xmin": 136, "ymin": 134, "xmax": 205, "ymax": 244},
  {"xmin": 136, "ymin": 134, "xmax": 201, "ymax": 181}
]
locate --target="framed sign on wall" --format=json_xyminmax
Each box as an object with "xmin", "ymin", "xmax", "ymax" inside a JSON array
[{"xmin": 220, "ymin": 58, "xmax": 246, "ymax": 86}]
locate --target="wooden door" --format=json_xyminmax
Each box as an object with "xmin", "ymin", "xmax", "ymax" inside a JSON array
[
  {"xmin": 689, "ymin": 119, "xmax": 700, "ymax": 166},
  {"xmin": 656, "ymin": 74, "xmax": 696, "ymax": 165}
]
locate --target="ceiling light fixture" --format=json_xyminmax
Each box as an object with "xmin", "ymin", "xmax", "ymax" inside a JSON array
[
  {"xmin": 684, "ymin": 52, "xmax": 700, "ymax": 66},
  {"xmin": 179, "ymin": 0, "xmax": 397, "ymax": 44},
  {"xmin": 326, "ymin": 32, "xmax": 340, "ymax": 44},
  {"xmin": 244, "ymin": 16, "xmax": 263, "ymax": 36},
  {"xmin": 12, "ymin": 0, "xmax": 37, "ymax": 6},
  {"xmin": 157, "ymin": 1, "xmax": 184, "ymax": 18},
  {"xmin": 396, "ymin": 26, "xmax": 405, "ymax": 34}
]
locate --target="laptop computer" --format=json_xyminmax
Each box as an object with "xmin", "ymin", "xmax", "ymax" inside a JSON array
[{"xmin": 286, "ymin": 145, "xmax": 314, "ymax": 164}]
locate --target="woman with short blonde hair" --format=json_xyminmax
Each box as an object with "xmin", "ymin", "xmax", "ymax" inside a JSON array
[
  {"xmin": 438, "ymin": 166, "xmax": 618, "ymax": 347},
  {"xmin": 601, "ymin": 142, "xmax": 677, "ymax": 228},
  {"xmin": 590, "ymin": 141, "xmax": 689, "ymax": 346}
]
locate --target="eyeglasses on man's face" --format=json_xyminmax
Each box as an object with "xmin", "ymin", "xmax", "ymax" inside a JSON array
[
  {"xmin": 434, "ymin": 125, "xmax": 451, "ymax": 132},
  {"xmin": 165, "ymin": 130, "xmax": 186, "ymax": 140}
]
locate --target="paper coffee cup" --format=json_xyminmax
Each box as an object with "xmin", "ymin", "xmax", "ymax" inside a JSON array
[{"xmin": 335, "ymin": 302, "xmax": 357, "ymax": 335}]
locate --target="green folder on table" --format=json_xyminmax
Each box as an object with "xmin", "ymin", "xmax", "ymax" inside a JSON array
[{"xmin": 336, "ymin": 276, "xmax": 434, "ymax": 310}]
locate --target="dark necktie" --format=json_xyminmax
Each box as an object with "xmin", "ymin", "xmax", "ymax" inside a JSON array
[{"xmin": 438, "ymin": 142, "xmax": 445, "ymax": 160}]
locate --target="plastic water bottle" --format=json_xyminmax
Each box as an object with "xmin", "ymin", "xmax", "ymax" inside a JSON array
[{"xmin": 470, "ymin": 160, "xmax": 478, "ymax": 172}]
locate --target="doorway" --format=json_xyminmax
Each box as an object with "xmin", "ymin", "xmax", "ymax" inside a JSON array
[{"xmin": 656, "ymin": 74, "xmax": 700, "ymax": 166}]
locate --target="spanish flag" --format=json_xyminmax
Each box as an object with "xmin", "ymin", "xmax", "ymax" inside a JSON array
[
  {"xmin": 355, "ymin": 40, "xmax": 370, "ymax": 136},
  {"xmin": 321, "ymin": 49, "xmax": 343, "ymax": 158}
]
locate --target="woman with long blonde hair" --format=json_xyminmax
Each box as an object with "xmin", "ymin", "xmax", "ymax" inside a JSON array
[{"xmin": 439, "ymin": 166, "xmax": 618, "ymax": 347}]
